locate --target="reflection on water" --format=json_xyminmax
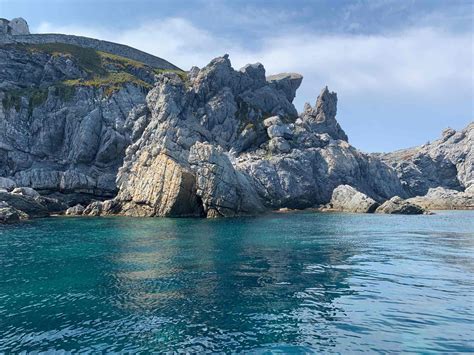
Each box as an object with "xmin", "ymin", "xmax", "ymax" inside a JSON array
[{"xmin": 0, "ymin": 211, "xmax": 473, "ymax": 352}]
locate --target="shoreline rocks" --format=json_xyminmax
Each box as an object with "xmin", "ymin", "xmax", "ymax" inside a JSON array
[
  {"xmin": 330, "ymin": 185, "xmax": 379, "ymax": 213},
  {"xmin": 375, "ymin": 196, "xmax": 425, "ymax": 215},
  {"xmin": 1, "ymin": 39, "xmax": 472, "ymax": 221},
  {"xmin": 407, "ymin": 186, "xmax": 474, "ymax": 210}
]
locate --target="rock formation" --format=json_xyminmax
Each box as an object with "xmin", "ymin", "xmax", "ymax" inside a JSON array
[
  {"xmin": 375, "ymin": 196, "xmax": 425, "ymax": 215},
  {"xmin": 0, "ymin": 25, "xmax": 472, "ymax": 221},
  {"xmin": 0, "ymin": 41, "xmax": 181, "ymax": 205},
  {"xmin": 406, "ymin": 186, "xmax": 474, "ymax": 210},
  {"xmin": 380, "ymin": 124, "xmax": 473, "ymax": 196},
  {"xmin": 92, "ymin": 55, "xmax": 405, "ymax": 217},
  {"xmin": 330, "ymin": 185, "xmax": 379, "ymax": 213}
]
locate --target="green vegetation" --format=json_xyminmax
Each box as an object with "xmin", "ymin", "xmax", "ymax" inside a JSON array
[
  {"xmin": 2, "ymin": 91, "xmax": 22, "ymax": 112},
  {"xmin": 98, "ymin": 51, "xmax": 146, "ymax": 69},
  {"xmin": 53, "ymin": 84, "xmax": 76, "ymax": 102},
  {"xmin": 2, "ymin": 87, "xmax": 48, "ymax": 116},
  {"xmin": 63, "ymin": 72, "xmax": 152, "ymax": 96},
  {"xmin": 27, "ymin": 89, "xmax": 49, "ymax": 116},
  {"xmin": 243, "ymin": 123, "xmax": 255, "ymax": 131},
  {"xmin": 24, "ymin": 43, "xmax": 106, "ymax": 75},
  {"xmin": 2, "ymin": 85, "xmax": 78, "ymax": 115},
  {"xmin": 11, "ymin": 43, "xmax": 186, "ymax": 99}
]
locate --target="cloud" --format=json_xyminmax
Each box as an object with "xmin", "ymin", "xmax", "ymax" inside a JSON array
[{"xmin": 36, "ymin": 18, "xmax": 472, "ymax": 111}]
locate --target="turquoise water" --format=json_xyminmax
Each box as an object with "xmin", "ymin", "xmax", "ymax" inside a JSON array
[{"xmin": 0, "ymin": 211, "xmax": 473, "ymax": 353}]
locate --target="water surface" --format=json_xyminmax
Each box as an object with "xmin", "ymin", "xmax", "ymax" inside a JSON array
[{"xmin": 0, "ymin": 211, "xmax": 473, "ymax": 352}]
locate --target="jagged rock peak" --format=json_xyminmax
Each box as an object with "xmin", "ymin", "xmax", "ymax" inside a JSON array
[{"xmin": 300, "ymin": 86, "xmax": 348, "ymax": 141}]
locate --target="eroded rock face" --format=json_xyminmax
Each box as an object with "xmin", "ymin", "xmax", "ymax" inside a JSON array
[
  {"xmin": 381, "ymin": 123, "xmax": 473, "ymax": 196},
  {"xmin": 330, "ymin": 185, "xmax": 379, "ymax": 213},
  {"xmin": 115, "ymin": 152, "xmax": 203, "ymax": 217},
  {"xmin": 0, "ymin": 43, "xmax": 159, "ymax": 205},
  {"xmin": 2, "ymin": 45, "xmax": 470, "ymax": 218},
  {"xmin": 12, "ymin": 187, "xmax": 40, "ymax": 197},
  {"xmin": 375, "ymin": 196, "xmax": 425, "ymax": 215},
  {"xmin": 0, "ymin": 191, "xmax": 48, "ymax": 218},
  {"xmin": 189, "ymin": 142, "xmax": 264, "ymax": 217}
]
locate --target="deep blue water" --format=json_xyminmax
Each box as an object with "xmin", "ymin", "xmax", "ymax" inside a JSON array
[{"xmin": 0, "ymin": 211, "xmax": 473, "ymax": 353}]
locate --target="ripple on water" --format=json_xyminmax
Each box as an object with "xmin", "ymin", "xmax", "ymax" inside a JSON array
[{"xmin": 0, "ymin": 211, "xmax": 473, "ymax": 352}]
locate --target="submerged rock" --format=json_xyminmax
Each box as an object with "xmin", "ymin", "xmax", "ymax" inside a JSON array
[{"xmin": 330, "ymin": 185, "xmax": 379, "ymax": 213}]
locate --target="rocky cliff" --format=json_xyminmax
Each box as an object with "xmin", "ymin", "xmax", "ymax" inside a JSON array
[
  {"xmin": 0, "ymin": 41, "xmax": 184, "ymax": 205},
  {"xmin": 92, "ymin": 55, "xmax": 406, "ymax": 217},
  {"xmin": 380, "ymin": 124, "xmax": 473, "ymax": 196},
  {"xmin": 0, "ymin": 29, "xmax": 472, "ymax": 220}
]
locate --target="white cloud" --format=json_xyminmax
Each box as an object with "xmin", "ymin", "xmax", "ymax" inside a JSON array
[{"xmin": 35, "ymin": 19, "xmax": 473, "ymax": 111}]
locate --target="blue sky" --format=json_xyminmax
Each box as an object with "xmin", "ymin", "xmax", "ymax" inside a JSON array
[{"xmin": 1, "ymin": 0, "xmax": 472, "ymax": 152}]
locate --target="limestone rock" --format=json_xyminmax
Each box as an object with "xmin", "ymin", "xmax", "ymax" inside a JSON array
[
  {"xmin": 381, "ymin": 123, "xmax": 473, "ymax": 197},
  {"xmin": 115, "ymin": 153, "xmax": 203, "ymax": 217},
  {"xmin": 263, "ymin": 116, "xmax": 283, "ymax": 127},
  {"xmin": 34, "ymin": 196, "xmax": 66, "ymax": 213},
  {"xmin": 267, "ymin": 123, "xmax": 293, "ymax": 139},
  {"xmin": 330, "ymin": 185, "xmax": 379, "ymax": 213},
  {"xmin": 0, "ymin": 204, "xmax": 25, "ymax": 223},
  {"xmin": 0, "ymin": 191, "xmax": 48, "ymax": 218},
  {"xmin": 375, "ymin": 196, "xmax": 425, "ymax": 215},
  {"xmin": 0, "ymin": 42, "xmax": 154, "ymax": 205},
  {"xmin": 268, "ymin": 137, "xmax": 291, "ymax": 154},
  {"xmin": 4, "ymin": 44, "xmax": 469, "ymax": 218},
  {"xmin": 406, "ymin": 186, "xmax": 474, "ymax": 210},
  {"xmin": 266, "ymin": 73, "xmax": 303, "ymax": 102},
  {"xmin": 189, "ymin": 142, "xmax": 264, "ymax": 217},
  {"xmin": 83, "ymin": 201, "xmax": 103, "ymax": 216},
  {"xmin": 110, "ymin": 55, "xmax": 409, "ymax": 217},
  {"xmin": 65, "ymin": 204, "xmax": 85, "ymax": 216},
  {"xmin": 301, "ymin": 86, "xmax": 348, "ymax": 141}
]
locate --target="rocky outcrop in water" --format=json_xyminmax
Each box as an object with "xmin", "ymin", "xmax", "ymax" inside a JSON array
[
  {"xmin": 0, "ymin": 187, "xmax": 66, "ymax": 220},
  {"xmin": 406, "ymin": 186, "xmax": 474, "ymax": 210},
  {"xmin": 94, "ymin": 55, "xmax": 406, "ymax": 217},
  {"xmin": 375, "ymin": 196, "xmax": 425, "ymax": 215},
  {"xmin": 330, "ymin": 185, "xmax": 379, "ymax": 213}
]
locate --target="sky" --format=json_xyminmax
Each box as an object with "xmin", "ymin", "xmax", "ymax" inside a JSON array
[{"xmin": 1, "ymin": 0, "xmax": 473, "ymax": 152}]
